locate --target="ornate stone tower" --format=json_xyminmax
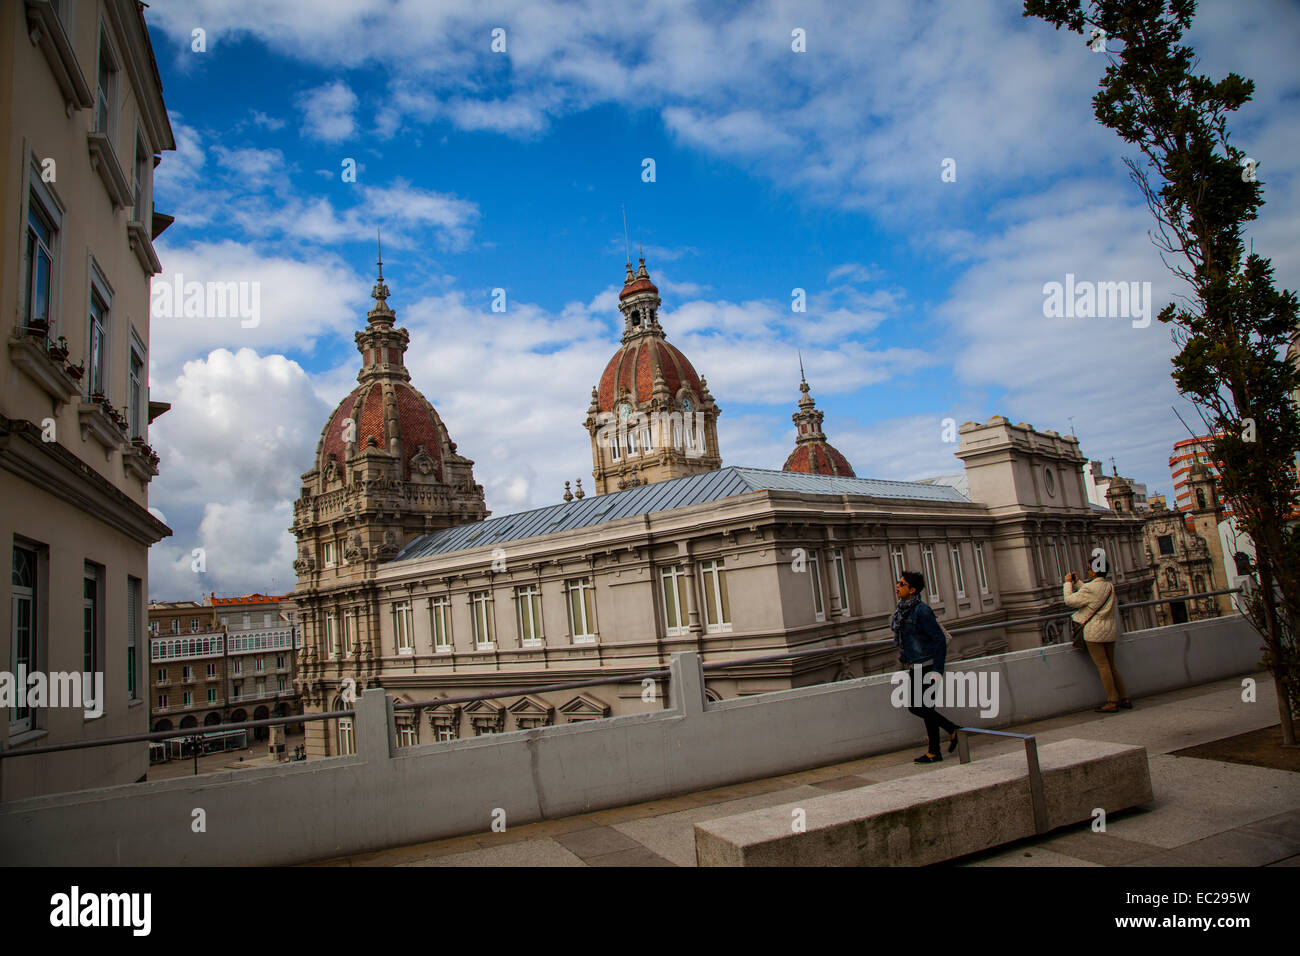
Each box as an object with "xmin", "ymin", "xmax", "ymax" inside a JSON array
[
  {"xmin": 290, "ymin": 255, "xmax": 487, "ymax": 754},
  {"xmin": 782, "ymin": 369, "xmax": 856, "ymax": 477},
  {"xmin": 1186, "ymin": 460, "xmax": 1233, "ymax": 615},
  {"xmin": 584, "ymin": 256, "xmax": 722, "ymax": 493}
]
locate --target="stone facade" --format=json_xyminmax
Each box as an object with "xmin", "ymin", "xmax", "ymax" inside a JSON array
[
  {"xmin": 1, "ymin": 0, "xmax": 173, "ymax": 799},
  {"xmin": 1142, "ymin": 465, "xmax": 1234, "ymax": 625}
]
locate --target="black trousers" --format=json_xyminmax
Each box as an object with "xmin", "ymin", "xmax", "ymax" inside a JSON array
[{"xmin": 907, "ymin": 662, "xmax": 958, "ymax": 754}]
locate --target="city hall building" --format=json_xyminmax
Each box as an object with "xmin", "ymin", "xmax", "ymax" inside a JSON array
[{"xmin": 291, "ymin": 258, "xmax": 1156, "ymax": 757}]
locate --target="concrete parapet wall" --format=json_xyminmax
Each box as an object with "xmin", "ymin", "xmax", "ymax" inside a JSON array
[{"xmin": 0, "ymin": 615, "xmax": 1261, "ymax": 865}]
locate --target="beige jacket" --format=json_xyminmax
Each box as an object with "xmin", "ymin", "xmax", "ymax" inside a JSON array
[{"xmin": 1063, "ymin": 577, "xmax": 1118, "ymax": 643}]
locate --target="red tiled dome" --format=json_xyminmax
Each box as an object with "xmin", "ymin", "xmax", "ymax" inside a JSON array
[
  {"xmin": 783, "ymin": 442, "xmax": 856, "ymax": 477},
  {"xmin": 319, "ymin": 381, "xmax": 444, "ymax": 481},
  {"xmin": 597, "ymin": 337, "xmax": 702, "ymax": 412},
  {"xmin": 619, "ymin": 277, "xmax": 659, "ymax": 301}
]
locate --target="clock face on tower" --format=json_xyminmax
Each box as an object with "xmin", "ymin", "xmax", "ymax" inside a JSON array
[
  {"xmin": 617, "ymin": 401, "xmax": 632, "ymax": 421},
  {"xmin": 681, "ymin": 397, "xmax": 694, "ymax": 414}
]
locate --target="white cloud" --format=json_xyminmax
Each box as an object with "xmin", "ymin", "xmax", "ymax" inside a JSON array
[{"xmin": 297, "ymin": 79, "xmax": 358, "ymax": 142}]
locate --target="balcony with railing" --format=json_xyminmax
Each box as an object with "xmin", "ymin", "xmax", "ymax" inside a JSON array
[
  {"xmin": 150, "ymin": 632, "xmax": 225, "ymax": 662},
  {"xmin": 228, "ymin": 627, "xmax": 296, "ymax": 655}
]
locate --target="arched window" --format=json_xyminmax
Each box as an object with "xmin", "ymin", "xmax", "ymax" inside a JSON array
[{"xmin": 1196, "ymin": 489, "xmax": 1207, "ymax": 509}]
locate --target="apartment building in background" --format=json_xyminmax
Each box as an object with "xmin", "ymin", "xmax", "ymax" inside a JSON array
[
  {"xmin": 146, "ymin": 601, "xmax": 226, "ymax": 734},
  {"xmin": 209, "ymin": 593, "xmax": 303, "ymax": 741},
  {"xmin": 1, "ymin": 0, "xmax": 173, "ymax": 799}
]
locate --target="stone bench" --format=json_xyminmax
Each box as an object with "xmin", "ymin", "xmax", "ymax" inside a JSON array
[{"xmin": 694, "ymin": 738, "xmax": 1153, "ymax": 866}]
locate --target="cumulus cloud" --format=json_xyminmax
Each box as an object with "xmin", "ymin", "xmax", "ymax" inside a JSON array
[{"xmin": 297, "ymin": 79, "xmax": 358, "ymax": 142}]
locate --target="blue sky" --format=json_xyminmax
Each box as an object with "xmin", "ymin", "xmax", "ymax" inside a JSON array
[{"xmin": 140, "ymin": 0, "xmax": 1300, "ymax": 599}]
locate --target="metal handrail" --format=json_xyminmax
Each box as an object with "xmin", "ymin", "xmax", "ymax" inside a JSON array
[
  {"xmin": 0, "ymin": 710, "xmax": 353, "ymax": 760},
  {"xmin": 953, "ymin": 728, "xmax": 1048, "ymax": 834}
]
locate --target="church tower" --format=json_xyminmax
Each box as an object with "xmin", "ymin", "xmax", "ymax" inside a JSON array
[
  {"xmin": 290, "ymin": 253, "xmax": 488, "ymax": 755},
  {"xmin": 1186, "ymin": 460, "xmax": 1233, "ymax": 616},
  {"xmin": 584, "ymin": 256, "xmax": 722, "ymax": 493}
]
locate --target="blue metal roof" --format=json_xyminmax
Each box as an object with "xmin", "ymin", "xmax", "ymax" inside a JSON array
[{"xmin": 394, "ymin": 465, "xmax": 969, "ymax": 562}]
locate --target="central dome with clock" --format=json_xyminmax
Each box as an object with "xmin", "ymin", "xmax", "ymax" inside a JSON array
[{"xmin": 584, "ymin": 257, "xmax": 723, "ymax": 493}]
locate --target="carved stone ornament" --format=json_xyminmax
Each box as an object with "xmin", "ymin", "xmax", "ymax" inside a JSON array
[
  {"xmin": 292, "ymin": 544, "xmax": 316, "ymax": 573},
  {"xmin": 411, "ymin": 444, "xmax": 437, "ymax": 476},
  {"xmin": 344, "ymin": 531, "xmax": 367, "ymax": 561},
  {"xmin": 374, "ymin": 527, "xmax": 401, "ymax": 557},
  {"xmin": 323, "ymin": 455, "xmax": 339, "ymax": 482}
]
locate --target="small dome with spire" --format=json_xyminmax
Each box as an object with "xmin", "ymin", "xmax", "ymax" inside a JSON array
[{"xmin": 781, "ymin": 366, "xmax": 856, "ymax": 478}]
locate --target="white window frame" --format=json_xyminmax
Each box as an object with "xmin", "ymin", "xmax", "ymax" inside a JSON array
[
  {"xmin": 431, "ymin": 596, "xmax": 452, "ymax": 652},
  {"xmin": 322, "ymin": 540, "xmax": 336, "ymax": 569},
  {"xmin": 87, "ymin": 267, "xmax": 111, "ymax": 399},
  {"xmin": 921, "ymin": 545, "xmax": 940, "ymax": 604},
  {"xmin": 831, "ymin": 548, "xmax": 849, "ymax": 616},
  {"xmin": 660, "ymin": 565, "xmax": 688, "ymax": 636},
  {"xmin": 343, "ymin": 609, "xmax": 355, "ymax": 656},
  {"xmin": 515, "ymin": 585, "xmax": 543, "ymax": 647},
  {"xmin": 950, "ymin": 544, "xmax": 967, "ymax": 599},
  {"xmin": 94, "ymin": 24, "xmax": 120, "ymax": 139},
  {"xmin": 395, "ymin": 600, "xmax": 414, "ymax": 654},
  {"xmin": 974, "ymin": 542, "xmax": 990, "ymax": 594},
  {"xmin": 338, "ymin": 717, "xmax": 355, "ymax": 755},
  {"xmin": 567, "ymin": 578, "xmax": 597, "ymax": 643},
  {"xmin": 24, "ymin": 173, "xmax": 62, "ymax": 336},
  {"xmin": 183, "ymin": 690, "xmax": 193, "ymax": 708},
  {"xmin": 471, "ymin": 591, "xmax": 494, "ymax": 649},
  {"xmin": 325, "ymin": 611, "xmax": 338, "ymax": 658},
  {"xmin": 397, "ymin": 723, "xmax": 417, "ymax": 748},
  {"xmin": 889, "ymin": 545, "xmax": 905, "ymax": 584},
  {"xmin": 157, "ymin": 694, "xmax": 167, "ymax": 710},
  {"xmin": 698, "ymin": 559, "xmax": 732, "ymax": 633},
  {"xmin": 10, "ymin": 543, "xmax": 39, "ymax": 734},
  {"xmin": 808, "ymin": 550, "xmax": 825, "ymax": 622},
  {"xmin": 206, "ymin": 687, "xmax": 217, "ymax": 703}
]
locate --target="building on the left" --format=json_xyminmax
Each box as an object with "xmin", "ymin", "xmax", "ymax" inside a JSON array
[{"xmin": 1, "ymin": 0, "xmax": 174, "ymax": 799}]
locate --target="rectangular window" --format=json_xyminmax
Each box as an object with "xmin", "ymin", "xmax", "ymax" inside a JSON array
[
  {"xmin": 431, "ymin": 596, "xmax": 452, "ymax": 652},
  {"xmin": 322, "ymin": 541, "xmax": 336, "ymax": 569},
  {"xmin": 132, "ymin": 136, "xmax": 149, "ymax": 222},
  {"xmin": 25, "ymin": 193, "xmax": 56, "ymax": 333},
  {"xmin": 808, "ymin": 550, "xmax": 825, "ymax": 621},
  {"xmin": 189, "ymin": 617, "xmax": 198, "ymax": 632},
  {"xmin": 128, "ymin": 344, "xmax": 144, "ymax": 439},
  {"xmin": 699, "ymin": 559, "xmax": 732, "ymax": 633},
  {"xmin": 395, "ymin": 601, "xmax": 414, "ymax": 653},
  {"xmin": 397, "ymin": 724, "xmax": 417, "ymax": 748},
  {"xmin": 83, "ymin": 565, "xmax": 102, "ymax": 713},
  {"xmin": 11, "ymin": 544, "xmax": 39, "ymax": 733},
  {"xmin": 88, "ymin": 287, "xmax": 108, "ymax": 397},
  {"xmin": 338, "ymin": 717, "xmax": 355, "ymax": 755},
  {"xmin": 206, "ymin": 662, "xmax": 216, "ymax": 677},
  {"xmin": 94, "ymin": 30, "xmax": 117, "ymax": 136},
  {"xmin": 660, "ymin": 565, "xmax": 688, "ymax": 635},
  {"xmin": 343, "ymin": 610, "xmax": 356, "ymax": 655},
  {"xmin": 889, "ymin": 545, "xmax": 905, "ymax": 583},
  {"xmin": 232, "ymin": 658, "xmax": 242, "ymax": 676},
  {"xmin": 471, "ymin": 591, "xmax": 494, "ymax": 647},
  {"xmin": 254, "ymin": 657, "xmax": 264, "ymax": 673},
  {"xmin": 207, "ymin": 688, "xmax": 216, "ymax": 703},
  {"xmin": 157, "ymin": 694, "xmax": 167, "ymax": 709},
  {"xmin": 515, "ymin": 585, "xmax": 543, "ymax": 646},
  {"xmin": 974, "ymin": 542, "xmax": 990, "ymax": 594},
  {"xmin": 326, "ymin": 611, "xmax": 338, "ymax": 658},
  {"xmin": 921, "ymin": 546, "xmax": 940, "ymax": 603},
  {"xmin": 276, "ymin": 654, "xmax": 285, "ymax": 669},
  {"xmin": 832, "ymin": 549, "xmax": 849, "ymax": 616},
  {"xmin": 182, "ymin": 665, "xmax": 192, "ymax": 681},
  {"xmin": 950, "ymin": 545, "xmax": 966, "ymax": 599},
  {"xmin": 567, "ymin": 578, "xmax": 597, "ymax": 642},
  {"xmin": 125, "ymin": 576, "xmax": 140, "ymax": 700},
  {"xmin": 277, "ymin": 676, "xmax": 287, "ymax": 692},
  {"xmin": 183, "ymin": 690, "xmax": 193, "ymax": 707},
  {"xmin": 1157, "ymin": 535, "xmax": 1175, "ymax": 557},
  {"xmin": 156, "ymin": 667, "xmax": 165, "ymax": 682},
  {"xmin": 255, "ymin": 677, "xmax": 265, "ymax": 695}
]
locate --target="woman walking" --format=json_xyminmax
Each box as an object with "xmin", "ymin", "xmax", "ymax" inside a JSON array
[
  {"xmin": 1064, "ymin": 565, "xmax": 1132, "ymax": 713},
  {"xmin": 892, "ymin": 570, "xmax": 959, "ymax": 763}
]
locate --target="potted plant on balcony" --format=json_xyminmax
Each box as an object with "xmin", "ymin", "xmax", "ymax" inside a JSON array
[
  {"xmin": 65, "ymin": 360, "xmax": 84, "ymax": 381},
  {"xmin": 47, "ymin": 336, "xmax": 69, "ymax": 362},
  {"xmin": 25, "ymin": 317, "xmax": 49, "ymax": 338}
]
